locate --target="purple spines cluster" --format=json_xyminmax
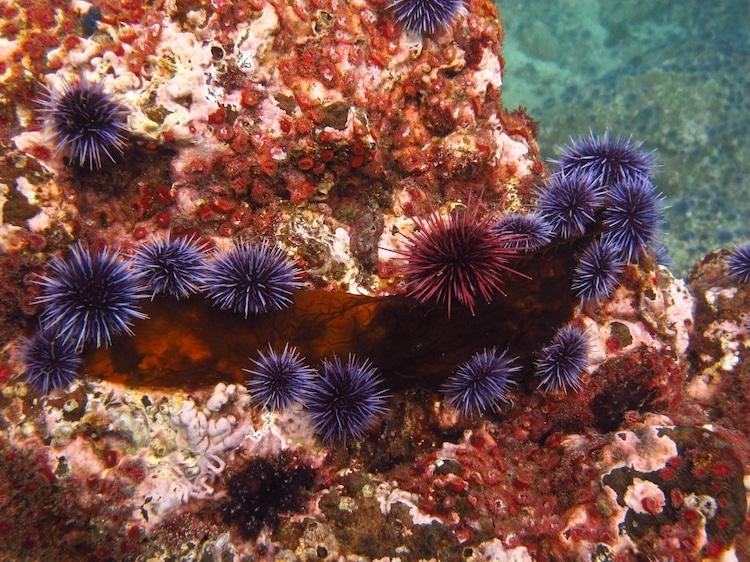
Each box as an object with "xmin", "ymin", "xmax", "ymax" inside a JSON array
[
  {"xmin": 442, "ymin": 347, "xmax": 519, "ymax": 417},
  {"xmin": 388, "ymin": 0, "xmax": 465, "ymax": 35},
  {"xmin": 554, "ymin": 130, "xmax": 656, "ymax": 189},
  {"xmin": 571, "ymin": 238, "xmax": 625, "ymax": 304},
  {"xmin": 202, "ymin": 240, "xmax": 303, "ymax": 318},
  {"xmin": 305, "ymin": 354, "xmax": 390, "ymax": 443},
  {"xmin": 493, "ymin": 212, "xmax": 553, "ymax": 252},
  {"xmin": 534, "ymin": 131, "xmax": 665, "ymax": 304},
  {"xmin": 400, "ymin": 204, "xmax": 524, "ymax": 316},
  {"xmin": 37, "ymin": 77, "xmax": 129, "ymax": 170},
  {"xmin": 727, "ymin": 242, "xmax": 750, "ymax": 284},
  {"xmin": 33, "ymin": 242, "xmax": 147, "ymax": 351},
  {"xmin": 601, "ymin": 176, "xmax": 664, "ymax": 263},
  {"xmin": 534, "ymin": 324, "xmax": 591, "ymax": 393},
  {"xmin": 19, "ymin": 329, "xmax": 83, "ymax": 394},
  {"xmin": 133, "ymin": 234, "xmax": 207, "ymax": 300},
  {"xmin": 244, "ymin": 344, "xmax": 316, "ymax": 412},
  {"xmin": 536, "ymin": 169, "xmax": 604, "ymax": 239}
]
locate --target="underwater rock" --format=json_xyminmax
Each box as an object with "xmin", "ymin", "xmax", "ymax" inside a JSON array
[{"xmin": 0, "ymin": 1, "xmax": 748, "ymax": 561}]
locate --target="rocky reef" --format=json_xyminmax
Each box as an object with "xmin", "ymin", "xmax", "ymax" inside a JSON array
[{"xmin": 0, "ymin": 0, "xmax": 748, "ymax": 561}]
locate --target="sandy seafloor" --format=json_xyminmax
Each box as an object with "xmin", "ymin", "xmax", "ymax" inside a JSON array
[{"xmin": 500, "ymin": 0, "xmax": 750, "ymax": 277}]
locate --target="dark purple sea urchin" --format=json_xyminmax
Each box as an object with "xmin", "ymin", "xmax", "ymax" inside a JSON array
[
  {"xmin": 602, "ymin": 177, "xmax": 663, "ymax": 263},
  {"xmin": 571, "ymin": 238, "xmax": 625, "ymax": 304},
  {"xmin": 33, "ymin": 242, "xmax": 147, "ymax": 351},
  {"xmin": 555, "ymin": 130, "xmax": 656, "ymax": 189},
  {"xmin": 244, "ymin": 344, "xmax": 316, "ymax": 412},
  {"xmin": 536, "ymin": 169, "xmax": 603, "ymax": 239},
  {"xmin": 389, "ymin": 0, "xmax": 464, "ymax": 35},
  {"xmin": 442, "ymin": 347, "xmax": 519, "ymax": 417},
  {"xmin": 19, "ymin": 329, "xmax": 83, "ymax": 394},
  {"xmin": 493, "ymin": 212, "xmax": 553, "ymax": 251},
  {"xmin": 132, "ymin": 234, "xmax": 207, "ymax": 300},
  {"xmin": 37, "ymin": 76, "xmax": 129, "ymax": 170},
  {"xmin": 305, "ymin": 354, "xmax": 390, "ymax": 443},
  {"xmin": 535, "ymin": 324, "xmax": 591, "ymax": 393},
  {"xmin": 399, "ymin": 203, "xmax": 523, "ymax": 316},
  {"xmin": 727, "ymin": 242, "xmax": 750, "ymax": 283},
  {"xmin": 202, "ymin": 240, "xmax": 303, "ymax": 318}
]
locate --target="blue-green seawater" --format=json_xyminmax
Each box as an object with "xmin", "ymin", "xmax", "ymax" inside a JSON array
[{"xmin": 499, "ymin": 0, "xmax": 750, "ymax": 277}]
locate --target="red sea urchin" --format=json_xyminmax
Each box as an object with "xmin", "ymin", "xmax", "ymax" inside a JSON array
[{"xmin": 399, "ymin": 202, "xmax": 524, "ymax": 316}]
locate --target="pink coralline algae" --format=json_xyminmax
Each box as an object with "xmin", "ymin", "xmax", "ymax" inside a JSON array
[{"xmin": 0, "ymin": 0, "xmax": 749, "ymax": 561}]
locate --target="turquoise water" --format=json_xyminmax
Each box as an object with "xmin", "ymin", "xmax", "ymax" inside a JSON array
[{"xmin": 499, "ymin": 0, "xmax": 750, "ymax": 277}]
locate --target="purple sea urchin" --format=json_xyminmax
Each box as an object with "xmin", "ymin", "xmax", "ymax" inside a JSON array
[
  {"xmin": 571, "ymin": 238, "xmax": 625, "ymax": 304},
  {"xmin": 727, "ymin": 242, "xmax": 750, "ymax": 283},
  {"xmin": 389, "ymin": 0, "xmax": 464, "ymax": 35},
  {"xmin": 535, "ymin": 324, "xmax": 591, "ymax": 393},
  {"xmin": 305, "ymin": 354, "xmax": 390, "ymax": 443},
  {"xmin": 37, "ymin": 76, "xmax": 128, "ymax": 170},
  {"xmin": 33, "ymin": 243, "xmax": 147, "ymax": 350},
  {"xmin": 441, "ymin": 347, "xmax": 519, "ymax": 417},
  {"xmin": 202, "ymin": 240, "xmax": 303, "ymax": 318},
  {"xmin": 244, "ymin": 344, "xmax": 316, "ymax": 412},
  {"xmin": 132, "ymin": 234, "xmax": 207, "ymax": 300},
  {"xmin": 536, "ymin": 169, "xmax": 603, "ymax": 239},
  {"xmin": 493, "ymin": 212, "xmax": 553, "ymax": 251},
  {"xmin": 601, "ymin": 177, "xmax": 663, "ymax": 263},
  {"xmin": 555, "ymin": 130, "xmax": 656, "ymax": 189},
  {"xmin": 19, "ymin": 329, "xmax": 83, "ymax": 394},
  {"xmin": 399, "ymin": 203, "xmax": 523, "ymax": 316}
]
